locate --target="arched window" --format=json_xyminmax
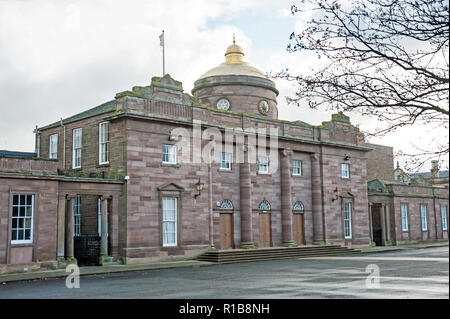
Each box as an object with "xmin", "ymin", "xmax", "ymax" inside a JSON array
[
  {"xmin": 219, "ymin": 199, "xmax": 233, "ymax": 210},
  {"xmin": 258, "ymin": 200, "xmax": 271, "ymax": 211},
  {"xmin": 293, "ymin": 201, "xmax": 304, "ymax": 212}
]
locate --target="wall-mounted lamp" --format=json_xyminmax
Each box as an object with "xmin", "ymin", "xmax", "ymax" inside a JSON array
[
  {"xmin": 194, "ymin": 178, "xmax": 204, "ymax": 199},
  {"xmin": 168, "ymin": 135, "xmax": 177, "ymax": 141},
  {"xmin": 332, "ymin": 187, "xmax": 340, "ymax": 202},
  {"xmin": 344, "ymin": 155, "xmax": 350, "ymax": 161}
]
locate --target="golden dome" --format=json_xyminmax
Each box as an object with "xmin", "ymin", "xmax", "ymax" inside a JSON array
[{"xmin": 197, "ymin": 36, "xmax": 268, "ymax": 80}]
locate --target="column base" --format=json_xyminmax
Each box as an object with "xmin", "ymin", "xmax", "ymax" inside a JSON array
[
  {"xmin": 283, "ymin": 241, "xmax": 297, "ymax": 247},
  {"xmin": 57, "ymin": 257, "xmax": 77, "ymax": 269},
  {"xmin": 240, "ymin": 242, "xmax": 255, "ymax": 249},
  {"xmin": 312, "ymin": 240, "xmax": 328, "ymax": 245},
  {"xmin": 99, "ymin": 255, "xmax": 120, "ymax": 266}
]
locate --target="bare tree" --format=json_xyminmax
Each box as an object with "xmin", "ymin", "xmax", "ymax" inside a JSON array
[{"xmin": 275, "ymin": 0, "xmax": 449, "ymax": 171}]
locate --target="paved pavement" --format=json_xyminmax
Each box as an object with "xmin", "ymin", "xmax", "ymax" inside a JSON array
[{"xmin": 0, "ymin": 246, "xmax": 447, "ymax": 299}]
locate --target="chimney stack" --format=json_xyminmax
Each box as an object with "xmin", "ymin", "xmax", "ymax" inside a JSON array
[{"xmin": 430, "ymin": 160, "xmax": 439, "ymax": 179}]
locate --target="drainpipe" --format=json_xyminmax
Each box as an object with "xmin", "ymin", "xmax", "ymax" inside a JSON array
[
  {"xmin": 61, "ymin": 118, "xmax": 66, "ymax": 169},
  {"xmin": 432, "ymin": 187, "xmax": 438, "ymax": 240},
  {"xmin": 208, "ymin": 161, "xmax": 214, "ymax": 249}
]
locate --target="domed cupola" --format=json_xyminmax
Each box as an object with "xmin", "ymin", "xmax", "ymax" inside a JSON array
[{"xmin": 192, "ymin": 36, "xmax": 279, "ymax": 119}]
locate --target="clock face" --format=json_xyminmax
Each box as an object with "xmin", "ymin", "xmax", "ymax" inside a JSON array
[
  {"xmin": 216, "ymin": 98, "xmax": 230, "ymax": 110},
  {"xmin": 258, "ymin": 100, "xmax": 269, "ymax": 115}
]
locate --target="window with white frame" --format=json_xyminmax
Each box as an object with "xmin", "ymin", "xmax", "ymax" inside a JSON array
[
  {"xmin": 292, "ymin": 160, "xmax": 302, "ymax": 176},
  {"xmin": 49, "ymin": 134, "xmax": 58, "ymax": 159},
  {"xmin": 401, "ymin": 203, "xmax": 408, "ymax": 231},
  {"xmin": 72, "ymin": 128, "xmax": 82, "ymax": 168},
  {"xmin": 420, "ymin": 204, "xmax": 428, "ymax": 231},
  {"xmin": 162, "ymin": 144, "xmax": 177, "ymax": 164},
  {"xmin": 74, "ymin": 196, "xmax": 81, "ymax": 237},
  {"xmin": 162, "ymin": 197, "xmax": 177, "ymax": 246},
  {"xmin": 258, "ymin": 156, "xmax": 269, "ymax": 173},
  {"xmin": 220, "ymin": 152, "xmax": 232, "ymax": 170},
  {"xmin": 441, "ymin": 205, "xmax": 448, "ymax": 231},
  {"xmin": 99, "ymin": 122, "xmax": 109, "ymax": 164},
  {"xmin": 11, "ymin": 194, "xmax": 34, "ymax": 244},
  {"xmin": 343, "ymin": 202, "xmax": 352, "ymax": 239},
  {"xmin": 341, "ymin": 163, "xmax": 350, "ymax": 179}
]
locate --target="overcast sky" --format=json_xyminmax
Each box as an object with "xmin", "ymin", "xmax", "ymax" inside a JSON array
[{"xmin": 0, "ymin": 0, "xmax": 447, "ymax": 172}]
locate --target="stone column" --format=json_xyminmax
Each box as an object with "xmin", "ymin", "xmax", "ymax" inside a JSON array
[
  {"xmin": 380, "ymin": 204, "xmax": 387, "ymax": 246},
  {"xmin": 240, "ymin": 147, "xmax": 254, "ymax": 248},
  {"xmin": 100, "ymin": 196, "xmax": 109, "ymax": 256},
  {"xmin": 65, "ymin": 195, "xmax": 75, "ymax": 260},
  {"xmin": 368, "ymin": 203, "xmax": 374, "ymax": 245},
  {"xmin": 280, "ymin": 149, "xmax": 294, "ymax": 246},
  {"xmin": 385, "ymin": 204, "xmax": 392, "ymax": 246},
  {"xmin": 57, "ymin": 194, "xmax": 66, "ymax": 261},
  {"xmin": 311, "ymin": 153, "xmax": 325, "ymax": 244}
]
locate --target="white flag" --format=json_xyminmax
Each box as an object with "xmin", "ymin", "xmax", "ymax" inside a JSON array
[{"xmin": 159, "ymin": 31, "xmax": 164, "ymax": 47}]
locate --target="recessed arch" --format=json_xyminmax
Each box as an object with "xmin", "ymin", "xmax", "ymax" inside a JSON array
[
  {"xmin": 258, "ymin": 200, "xmax": 271, "ymax": 211},
  {"xmin": 219, "ymin": 199, "xmax": 234, "ymax": 210},
  {"xmin": 293, "ymin": 201, "xmax": 304, "ymax": 212}
]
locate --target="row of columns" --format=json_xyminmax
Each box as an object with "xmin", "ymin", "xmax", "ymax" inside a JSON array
[
  {"xmin": 368, "ymin": 202, "xmax": 391, "ymax": 246},
  {"xmin": 238, "ymin": 148, "xmax": 324, "ymax": 248},
  {"xmin": 58, "ymin": 194, "xmax": 111, "ymax": 262}
]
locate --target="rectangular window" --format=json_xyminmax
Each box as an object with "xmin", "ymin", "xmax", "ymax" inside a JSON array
[
  {"xmin": 441, "ymin": 205, "xmax": 448, "ymax": 231},
  {"xmin": 72, "ymin": 128, "xmax": 82, "ymax": 168},
  {"xmin": 420, "ymin": 204, "xmax": 428, "ymax": 231},
  {"xmin": 292, "ymin": 160, "xmax": 302, "ymax": 176},
  {"xmin": 162, "ymin": 144, "xmax": 177, "ymax": 164},
  {"xmin": 258, "ymin": 156, "xmax": 269, "ymax": 173},
  {"xmin": 49, "ymin": 134, "xmax": 58, "ymax": 159},
  {"xmin": 343, "ymin": 202, "xmax": 352, "ymax": 239},
  {"xmin": 74, "ymin": 196, "xmax": 81, "ymax": 237},
  {"xmin": 162, "ymin": 197, "xmax": 177, "ymax": 246},
  {"xmin": 11, "ymin": 194, "xmax": 34, "ymax": 244},
  {"xmin": 99, "ymin": 122, "xmax": 109, "ymax": 164},
  {"xmin": 220, "ymin": 152, "xmax": 232, "ymax": 170},
  {"xmin": 341, "ymin": 163, "xmax": 350, "ymax": 179},
  {"xmin": 401, "ymin": 204, "xmax": 408, "ymax": 231}
]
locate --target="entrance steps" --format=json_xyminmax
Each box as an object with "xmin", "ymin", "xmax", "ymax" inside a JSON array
[{"xmin": 196, "ymin": 245, "xmax": 361, "ymax": 263}]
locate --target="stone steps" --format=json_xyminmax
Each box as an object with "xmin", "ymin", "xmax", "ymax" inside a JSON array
[{"xmin": 196, "ymin": 245, "xmax": 361, "ymax": 263}]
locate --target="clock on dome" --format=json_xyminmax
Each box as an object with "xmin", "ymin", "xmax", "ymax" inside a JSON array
[
  {"xmin": 216, "ymin": 98, "xmax": 231, "ymax": 110},
  {"xmin": 258, "ymin": 100, "xmax": 269, "ymax": 115}
]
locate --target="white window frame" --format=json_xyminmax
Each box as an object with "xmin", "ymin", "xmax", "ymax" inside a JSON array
[
  {"xmin": 441, "ymin": 205, "xmax": 448, "ymax": 231},
  {"xmin": 11, "ymin": 194, "xmax": 34, "ymax": 244},
  {"xmin": 343, "ymin": 202, "xmax": 352, "ymax": 239},
  {"xmin": 258, "ymin": 156, "xmax": 269, "ymax": 174},
  {"xmin": 401, "ymin": 203, "xmax": 408, "ymax": 231},
  {"xmin": 162, "ymin": 144, "xmax": 177, "ymax": 164},
  {"xmin": 99, "ymin": 122, "xmax": 109, "ymax": 165},
  {"xmin": 49, "ymin": 134, "xmax": 58, "ymax": 159},
  {"xmin": 74, "ymin": 196, "xmax": 81, "ymax": 237},
  {"xmin": 292, "ymin": 160, "xmax": 302, "ymax": 176},
  {"xmin": 420, "ymin": 204, "xmax": 428, "ymax": 231},
  {"xmin": 162, "ymin": 197, "xmax": 177, "ymax": 247},
  {"xmin": 72, "ymin": 128, "xmax": 82, "ymax": 169},
  {"xmin": 341, "ymin": 163, "xmax": 350, "ymax": 179},
  {"xmin": 220, "ymin": 152, "xmax": 232, "ymax": 170}
]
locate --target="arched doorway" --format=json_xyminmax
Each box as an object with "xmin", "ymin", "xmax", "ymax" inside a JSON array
[
  {"xmin": 292, "ymin": 201, "xmax": 306, "ymax": 245},
  {"xmin": 218, "ymin": 199, "xmax": 234, "ymax": 249},
  {"xmin": 258, "ymin": 200, "xmax": 272, "ymax": 247}
]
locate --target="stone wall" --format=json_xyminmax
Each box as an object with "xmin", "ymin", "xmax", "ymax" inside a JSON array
[
  {"xmin": 0, "ymin": 156, "xmax": 58, "ymax": 175},
  {"xmin": 365, "ymin": 143, "xmax": 394, "ymax": 181}
]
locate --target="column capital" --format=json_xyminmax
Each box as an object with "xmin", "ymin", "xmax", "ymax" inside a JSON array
[
  {"xmin": 100, "ymin": 195, "xmax": 112, "ymax": 201},
  {"xmin": 280, "ymin": 149, "xmax": 292, "ymax": 157},
  {"xmin": 310, "ymin": 153, "xmax": 320, "ymax": 161},
  {"xmin": 66, "ymin": 194, "xmax": 78, "ymax": 200}
]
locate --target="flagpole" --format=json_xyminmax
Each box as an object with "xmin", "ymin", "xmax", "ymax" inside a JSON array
[{"xmin": 162, "ymin": 30, "xmax": 165, "ymax": 76}]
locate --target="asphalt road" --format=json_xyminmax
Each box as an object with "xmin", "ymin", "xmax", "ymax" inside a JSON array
[{"xmin": 0, "ymin": 246, "xmax": 448, "ymax": 299}]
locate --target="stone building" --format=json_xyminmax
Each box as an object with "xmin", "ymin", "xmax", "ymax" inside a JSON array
[{"xmin": 0, "ymin": 39, "xmax": 448, "ymax": 274}]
